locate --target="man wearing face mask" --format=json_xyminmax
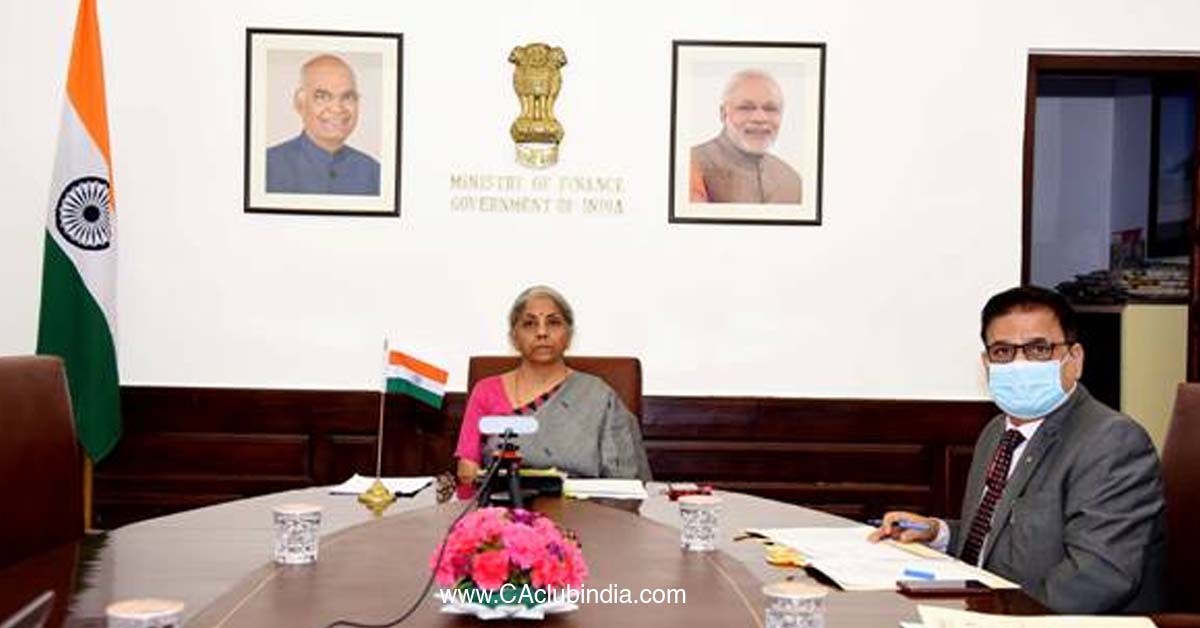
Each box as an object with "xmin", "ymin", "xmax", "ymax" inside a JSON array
[{"xmin": 870, "ymin": 286, "xmax": 1166, "ymax": 613}]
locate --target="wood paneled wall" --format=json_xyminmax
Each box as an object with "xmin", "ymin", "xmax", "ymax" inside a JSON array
[{"xmin": 93, "ymin": 387, "xmax": 995, "ymax": 529}]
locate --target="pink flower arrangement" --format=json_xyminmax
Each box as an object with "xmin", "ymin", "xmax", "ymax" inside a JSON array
[{"xmin": 430, "ymin": 507, "xmax": 588, "ymax": 593}]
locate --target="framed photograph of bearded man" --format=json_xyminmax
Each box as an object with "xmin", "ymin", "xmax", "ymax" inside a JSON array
[
  {"xmin": 244, "ymin": 28, "xmax": 402, "ymax": 216},
  {"xmin": 669, "ymin": 40, "xmax": 825, "ymax": 225}
]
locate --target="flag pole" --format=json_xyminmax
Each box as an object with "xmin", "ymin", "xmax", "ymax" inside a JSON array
[
  {"xmin": 374, "ymin": 392, "xmax": 386, "ymax": 478},
  {"xmin": 358, "ymin": 338, "xmax": 396, "ymax": 517},
  {"xmin": 375, "ymin": 339, "xmax": 387, "ymax": 478},
  {"xmin": 83, "ymin": 456, "xmax": 94, "ymax": 531}
]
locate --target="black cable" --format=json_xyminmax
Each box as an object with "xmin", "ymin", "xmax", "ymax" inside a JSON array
[{"xmin": 321, "ymin": 443, "xmax": 509, "ymax": 628}]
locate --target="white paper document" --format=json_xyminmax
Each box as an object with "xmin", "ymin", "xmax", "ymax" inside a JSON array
[
  {"xmin": 813, "ymin": 556, "xmax": 1017, "ymax": 591},
  {"xmin": 746, "ymin": 526, "xmax": 1018, "ymax": 591},
  {"xmin": 329, "ymin": 473, "xmax": 433, "ymax": 496},
  {"xmin": 917, "ymin": 605, "xmax": 1155, "ymax": 628},
  {"xmin": 749, "ymin": 526, "xmax": 929, "ymax": 562},
  {"xmin": 563, "ymin": 479, "xmax": 648, "ymax": 500}
]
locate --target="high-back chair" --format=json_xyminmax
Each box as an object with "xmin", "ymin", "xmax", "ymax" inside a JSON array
[
  {"xmin": 0, "ymin": 356, "xmax": 84, "ymax": 567},
  {"xmin": 1162, "ymin": 382, "xmax": 1200, "ymax": 613},
  {"xmin": 466, "ymin": 356, "xmax": 643, "ymax": 421}
]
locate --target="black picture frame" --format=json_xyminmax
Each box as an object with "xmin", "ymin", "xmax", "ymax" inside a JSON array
[
  {"xmin": 669, "ymin": 40, "xmax": 825, "ymax": 226},
  {"xmin": 243, "ymin": 28, "xmax": 402, "ymax": 216}
]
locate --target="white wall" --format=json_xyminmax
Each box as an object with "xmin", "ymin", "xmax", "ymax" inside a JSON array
[{"xmin": 4, "ymin": 0, "xmax": 1198, "ymax": 398}]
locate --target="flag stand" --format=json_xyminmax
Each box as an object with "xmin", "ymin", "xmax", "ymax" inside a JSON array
[
  {"xmin": 358, "ymin": 340, "xmax": 396, "ymax": 517},
  {"xmin": 83, "ymin": 456, "xmax": 94, "ymax": 531}
]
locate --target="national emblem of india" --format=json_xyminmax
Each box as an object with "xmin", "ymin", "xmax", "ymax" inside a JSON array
[{"xmin": 508, "ymin": 43, "xmax": 567, "ymax": 168}]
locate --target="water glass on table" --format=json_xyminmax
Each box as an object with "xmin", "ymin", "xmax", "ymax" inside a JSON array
[
  {"xmin": 106, "ymin": 598, "xmax": 184, "ymax": 628},
  {"xmin": 762, "ymin": 581, "xmax": 827, "ymax": 628},
  {"xmin": 272, "ymin": 503, "xmax": 322, "ymax": 565},
  {"xmin": 678, "ymin": 494, "xmax": 722, "ymax": 551}
]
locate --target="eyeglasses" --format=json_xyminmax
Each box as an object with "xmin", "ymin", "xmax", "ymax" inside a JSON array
[{"xmin": 985, "ymin": 340, "xmax": 1074, "ymax": 363}]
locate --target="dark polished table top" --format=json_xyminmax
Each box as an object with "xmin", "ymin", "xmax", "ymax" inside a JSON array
[{"xmin": 1, "ymin": 484, "xmax": 1056, "ymax": 627}]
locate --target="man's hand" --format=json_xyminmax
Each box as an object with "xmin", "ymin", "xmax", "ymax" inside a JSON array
[{"xmin": 867, "ymin": 511, "xmax": 938, "ymax": 544}]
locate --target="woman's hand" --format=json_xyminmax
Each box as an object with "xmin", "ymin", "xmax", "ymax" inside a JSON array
[{"xmin": 456, "ymin": 458, "xmax": 481, "ymax": 488}]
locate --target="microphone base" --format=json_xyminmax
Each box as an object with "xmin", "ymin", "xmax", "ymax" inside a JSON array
[{"xmin": 480, "ymin": 488, "xmax": 541, "ymax": 508}]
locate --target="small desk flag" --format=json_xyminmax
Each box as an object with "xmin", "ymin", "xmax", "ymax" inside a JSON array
[{"xmin": 385, "ymin": 350, "xmax": 448, "ymax": 409}]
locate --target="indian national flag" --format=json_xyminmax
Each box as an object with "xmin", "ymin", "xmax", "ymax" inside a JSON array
[
  {"xmin": 385, "ymin": 350, "xmax": 448, "ymax": 409},
  {"xmin": 36, "ymin": 0, "xmax": 121, "ymax": 462}
]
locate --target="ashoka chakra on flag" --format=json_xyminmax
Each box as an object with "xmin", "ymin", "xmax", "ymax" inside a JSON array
[{"xmin": 55, "ymin": 175, "xmax": 112, "ymax": 251}]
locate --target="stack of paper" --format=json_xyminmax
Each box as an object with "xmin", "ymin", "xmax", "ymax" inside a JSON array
[
  {"xmin": 329, "ymin": 474, "xmax": 433, "ymax": 496},
  {"xmin": 562, "ymin": 479, "xmax": 648, "ymax": 500},
  {"xmin": 917, "ymin": 605, "xmax": 1155, "ymax": 627},
  {"xmin": 746, "ymin": 526, "xmax": 1018, "ymax": 591}
]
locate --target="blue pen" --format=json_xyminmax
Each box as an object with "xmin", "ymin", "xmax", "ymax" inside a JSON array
[
  {"xmin": 867, "ymin": 518, "xmax": 932, "ymax": 532},
  {"xmin": 902, "ymin": 568, "xmax": 936, "ymax": 580}
]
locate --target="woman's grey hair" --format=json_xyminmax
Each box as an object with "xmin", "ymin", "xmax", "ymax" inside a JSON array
[{"xmin": 508, "ymin": 285, "xmax": 575, "ymax": 332}]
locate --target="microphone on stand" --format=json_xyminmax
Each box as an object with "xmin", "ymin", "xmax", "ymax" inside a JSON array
[
  {"xmin": 477, "ymin": 416, "xmax": 539, "ymax": 509},
  {"xmin": 479, "ymin": 415, "xmax": 538, "ymax": 436}
]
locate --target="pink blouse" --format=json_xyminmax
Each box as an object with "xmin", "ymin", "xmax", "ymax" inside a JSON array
[{"xmin": 453, "ymin": 375, "xmax": 512, "ymax": 465}]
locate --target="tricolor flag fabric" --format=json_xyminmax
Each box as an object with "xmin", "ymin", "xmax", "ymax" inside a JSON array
[
  {"xmin": 385, "ymin": 351, "xmax": 448, "ymax": 409},
  {"xmin": 36, "ymin": 0, "xmax": 121, "ymax": 462}
]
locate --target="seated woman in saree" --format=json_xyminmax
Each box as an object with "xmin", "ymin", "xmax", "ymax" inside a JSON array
[{"xmin": 454, "ymin": 285, "xmax": 652, "ymax": 497}]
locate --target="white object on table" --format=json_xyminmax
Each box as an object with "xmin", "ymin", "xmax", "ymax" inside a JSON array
[
  {"xmin": 749, "ymin": 526, "xmax": 932, "ymax": 562},
  {"xmin": 105, "ymin": 598, "xmax": 185, "ymax": 628},
  {"xmin": 917, "ymin": 605, "xmax": 1155, "ymax": 628},
  {"xmin": 679, "ymin": 494, "xmax": 722, "ymax": 552},
  {"xmin": 563, "ymin": 478, "xmax": 648, "ymax": 500},
  {"xmin": 746, "ymin": 526, "xmax": 1018, "ymax": 591},
  {"xmin": 761, "ymin": 581, "xmax": 827, "ymax": 628},
  {"xmin": 329, "ymin": 473, "xmax": 433, "ymax": 496},
  {"xmin": 272, "ymin": 503, "xmax": 322, "ymax": 565}
]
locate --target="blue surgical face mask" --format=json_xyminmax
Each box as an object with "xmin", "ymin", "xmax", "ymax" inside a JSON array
[{"xmin": 987, "ymin": 358, "xmax": 1072, "ymax": 420}]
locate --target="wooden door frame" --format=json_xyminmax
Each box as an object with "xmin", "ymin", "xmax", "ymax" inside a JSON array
[{"xmin": 1021, "ymin": 53, "xmax": 1200, "ymax": 381}]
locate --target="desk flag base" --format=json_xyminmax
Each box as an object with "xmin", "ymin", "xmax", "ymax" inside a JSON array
[{"xmin": 358, "ymin": 478, "xmax": 396, "ymax": 517}]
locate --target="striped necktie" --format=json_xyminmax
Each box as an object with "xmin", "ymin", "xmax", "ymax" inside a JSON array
[{"xmin": 961, "ymin": 429, "xmax": 1025, "ymax": 566}]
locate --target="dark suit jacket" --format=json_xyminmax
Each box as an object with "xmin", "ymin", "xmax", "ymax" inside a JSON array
[{"xmin": 950, "ymin": 385, "xmax": 1167, "ymax": 613}]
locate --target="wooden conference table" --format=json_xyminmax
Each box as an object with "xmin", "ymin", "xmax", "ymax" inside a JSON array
[{"xmin": 1, "ymin": 484, "xmax": 1048, "ymax": 627}]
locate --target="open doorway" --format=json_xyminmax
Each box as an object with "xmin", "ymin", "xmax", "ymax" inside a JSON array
[{"xmin": 1022, "ymin": 53, "xmax": 1200, "ymax": 446}]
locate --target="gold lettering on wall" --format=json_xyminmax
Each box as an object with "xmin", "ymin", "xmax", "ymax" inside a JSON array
[{"xmin": 449, "ymin": 172, "xmax": 626, "ymax": 217}]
